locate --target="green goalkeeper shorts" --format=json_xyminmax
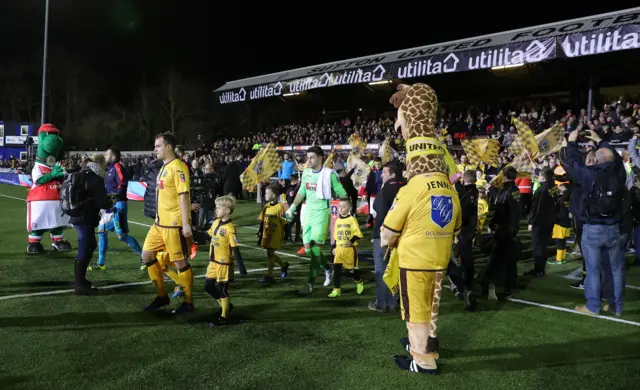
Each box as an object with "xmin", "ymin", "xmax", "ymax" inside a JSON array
[{"xmin": 302, "ymin": 208, "xmax": 330, "ymax": 245}]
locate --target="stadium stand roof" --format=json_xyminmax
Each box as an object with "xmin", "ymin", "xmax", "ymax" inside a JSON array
[{"xmin": 215, "ymin": 8, "xmax": 640, "ymax": 104}]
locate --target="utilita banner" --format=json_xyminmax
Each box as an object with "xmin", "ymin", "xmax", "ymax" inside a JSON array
[
  {"xmin": 559, "ymin": 23, "xmax": 640, "ymax": 58},
  {"xmin": 217, "ymin": 38, "xmax": 556, "ymax": 104},
  {"xmin": 217, "ymin": 22, "xmax": 640, "ymax": 105}
]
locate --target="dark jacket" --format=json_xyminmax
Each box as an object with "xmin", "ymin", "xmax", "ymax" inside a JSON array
[
  {"xmin": 69, "ymin": 169, "xmax": 110, "ymax": 227},
  {"xmin": 555, "ymin": 187, "xmax": 572, "ymax": 228},
  {"xmin": 455, "ymin": 182, "xmax": 479, "ymax": 238},
  {"xmin": 490, "ymin": 180, "xmax": 521, "ymax": 236},
  {"xmin": 558, "ymin": 141, "xmax": 626, "ymax": 225},
  {"xmin": 528, "ymin": 182, "xmax": 556, "ymax": 229},
  {"xmin": 143, "ymin": 159, "xmax": 163, "ymax": 219},
  {"xmin": 372, "ymin": 179, "xmax": 405, "ymax": 239},
  {"xmin": 105, "ymin": 161, "xmax": 128, "ymax": 201},
  {"xmin": 340, "ymin": 168, "xmax": 359, "ymax": 210},
  {"xmin": 222, "ymin": 161, "xmax": 242, "ymax": 196}
]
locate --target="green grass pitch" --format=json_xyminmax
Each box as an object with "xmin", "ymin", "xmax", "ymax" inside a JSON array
[{"xmin": 0, "ymin": 184, "xmax": 639, "ymax": 389}]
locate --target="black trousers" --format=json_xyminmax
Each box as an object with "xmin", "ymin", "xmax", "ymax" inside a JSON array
[
  {"xmin": 284, "ymin": 212, "xmax": 301, "ymax": 242},
  {"xmin": 74, "ymin": 224, "xmax": 97, "ymax": 286},
  {"xmin": 458, "ymin": 236, "xmax": 475, "ymax": 289},
  {"xmin": 521, "ymin": 193, "xmax": 532, "ymax": 215},
  {"xmin": 479, "ymin": 230, "xmax": 518, "ymax": 292},
  {"xmin": 531, "ymin": 227, "xmax": 552, "ymax": 274}
]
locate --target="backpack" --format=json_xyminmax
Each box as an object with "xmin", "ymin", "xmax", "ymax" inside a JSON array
[
  {"xmin": 60, "ymin": 171, "xmax": 90, "ymax": 217},
  {"xmin": 588, "ymin": 165, "xmax": 622, "ymax": 218}
]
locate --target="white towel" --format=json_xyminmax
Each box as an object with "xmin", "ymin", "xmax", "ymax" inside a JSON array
[{"xmin": 315, "ymin": 167, "xmax": 333, "ymax": 200}]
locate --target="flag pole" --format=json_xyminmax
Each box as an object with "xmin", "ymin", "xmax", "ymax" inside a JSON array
[{"xmin": 40, "ymin": 0, "xmax": 50, "ymax": 125}]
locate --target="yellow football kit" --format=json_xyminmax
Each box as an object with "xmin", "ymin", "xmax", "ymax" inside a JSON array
[
  {"xmin": 258, "ymin": 202, "xmax": 286, "ymax": 250},
  {"xmin": 332, "ymin": 214, "xmax": 363, "ymax": 270},
  {"xmin": 142, "ymin": 158, "xmax": 192, "ymax": 262},
  {"xmin": 383, "ymin": 172, "xmax": 461, "ymax": 323},
  {"xmin": 207, "ymin": 218, "xmax": 239, "ymax": 283}
]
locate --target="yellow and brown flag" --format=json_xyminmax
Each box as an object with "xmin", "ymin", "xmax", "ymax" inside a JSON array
[
  {"xmin": 348, "ymin": 132, "xmax": 366, "ymax": 155},
  {"xmin": 240, "ymin": 143, "xmax": 282, "ymax": 191},
  {"xmin": 378, "ymin": 137, "xmax": 398, "ymax": 164},
  {"xmin": 461, "ymin": 138, "xmax": 501, "ymax": 168},
  {"xmin": 509, "ymin": 117, "xmax": 539, "ymax": 157},
  {"xmin": 324, "ymin": 148, "xmax": 336, "ymax": 169},
  {"xmin": 347, "ymin": 153, "xmax": 371, "ymax": 187},
  {"xmin": 535, "ymin": 123, "xmax": 564, "ymax": 158}
]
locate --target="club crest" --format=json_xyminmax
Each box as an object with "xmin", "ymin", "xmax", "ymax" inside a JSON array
[{"xmin": 431, "ymin": 195, "xmax": 453, "ymax": 229}]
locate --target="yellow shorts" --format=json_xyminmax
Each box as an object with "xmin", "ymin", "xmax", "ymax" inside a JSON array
[
  {"xmin": 143, "ymin": 224, "xmax": 192, "ymax": 262},
  {"xmin": 552, "ymin": 225, "xmax": 571, "ymax": 239},
  {"xmin": 206, "ymin": 260, "xmax": 232, "ymax": 283},
  {"xmin": 334, "ymin": 247, "xmax": 359, "ymax": 269},
  {"xmin": 399, "ymin": 269, "xmax": 443, "ymax": 324}
]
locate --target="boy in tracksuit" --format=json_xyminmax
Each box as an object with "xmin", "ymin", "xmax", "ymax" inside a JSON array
[
  {"xmin": 548, "ymin": 184, "xmax": 572, "ymax": 265},
  {"xmin": 525, "ymin": 167, "xmax": 556, "ymax": 277}
]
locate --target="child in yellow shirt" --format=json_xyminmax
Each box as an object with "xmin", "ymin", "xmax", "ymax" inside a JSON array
[
  {"xmin": 205, "ymin": 195, "xmax": 244, "ymax": 326},
  {"xmin": 258, "ymin": 184, "xmax": 290, "ymax": 283},
  {"xmin": 329, "ymin": 198, "xmax": 364, "ymax": 298}
]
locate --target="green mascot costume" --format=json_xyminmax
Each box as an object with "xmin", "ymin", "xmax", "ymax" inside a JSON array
[{"xmin": 26, "ymin": 123, "xmax": 72, "ymax": 254}]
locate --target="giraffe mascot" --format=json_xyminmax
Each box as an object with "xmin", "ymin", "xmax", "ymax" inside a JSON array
[{"xmin": 381, "ymin": 84, "xmax": 461, "ymax": 375}]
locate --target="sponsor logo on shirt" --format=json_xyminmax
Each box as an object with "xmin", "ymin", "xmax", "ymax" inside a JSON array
[{"xmin": 431, "ymin": 195, "xmax": 453, "ymax": 229}]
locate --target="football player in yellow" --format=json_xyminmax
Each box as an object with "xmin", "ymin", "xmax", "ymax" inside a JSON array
[
  {"xmin": 258, "ymin": 184, "xmax": 290, "ymax": 284},
  {"xmin": 140, "ymin": 132, "xmax": 195, "ymax": 314},
  {"xmin": 205, "ymin": 195, "xmax": 244, "ymax": 326},
  {"xmin": 329, "ymin": 198, "xmax": 364, "ymax": 297}
]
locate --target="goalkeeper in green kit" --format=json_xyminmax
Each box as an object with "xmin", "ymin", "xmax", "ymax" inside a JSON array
[{"xmin": 285, "ymin": 146, "xmax": 347, "ymax": 294}]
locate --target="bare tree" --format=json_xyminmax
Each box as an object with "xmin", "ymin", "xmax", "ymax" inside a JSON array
[{"xmin": 160, "ymin": 69, "xmax": 197, "ymax": 139}]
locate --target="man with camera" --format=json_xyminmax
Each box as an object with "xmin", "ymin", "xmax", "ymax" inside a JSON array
[{"xmin": 191, "ymin": 162, "xmax": 221, "ymax": 230}]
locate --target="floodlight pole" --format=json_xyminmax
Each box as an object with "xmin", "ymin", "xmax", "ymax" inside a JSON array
[
  {"xmin": 587, "ymin": 76, "xmax": 593, "ymax": 118},
  {"xmin": 40, "ymin": 0, "xmax": 50, "ymax": 125}
]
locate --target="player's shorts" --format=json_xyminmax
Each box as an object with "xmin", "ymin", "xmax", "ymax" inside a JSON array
[
  {"xmin": 552, "ymin": 225, "xmax": 571, "ymax": 239},
  {"xmin": 302, "ymin": 208, "xmax": 330, "ymax": 245},
  {"xmin": 156, "ymin": 251, "xmax": 173, "ymax": 270},
  {"xmin": 334, "ymin": 246, "xmax": 359, "ymax": 269},
  {"xmin": 143, "ymin": 224, "xmax": 192, "ymax": 262},
  {"xmin": 398, "ymin": 268, "xmax": 444, "ymax": 324},
  {"xmin": 206, "ymin": 260, "xmax": 232, "ymax": 283},
  {"xmin": 98, "ymin": 210, "xmax": 129, "ymax": 236}
]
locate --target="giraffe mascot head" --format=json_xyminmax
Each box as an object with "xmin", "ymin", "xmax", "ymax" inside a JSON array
[{"xmin": 390, "ymin": 83, "xmax": 448, "ymax": 180}]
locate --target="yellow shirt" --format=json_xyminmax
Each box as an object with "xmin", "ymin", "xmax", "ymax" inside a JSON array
[
  {"xmin": 383, "ymin": 172, "xmax": 462, "ymax": 270},
  {"xmin": 156, "ymin": 158, "xmax": 190, "ymax": 228},
  {"xmin": 333, "ymin": 215, "xmax": 363, "ymax": 247},
  {"xmin": 208, "ymin": 218, "xmax": 239, "ymax": 264},
  {"xmin": 477, "ymin": 198, "xmax": 489, "ymax": 232},
  {"xmin": 258, "ymin": 202, "xmax": 286, "ymax": 249}
]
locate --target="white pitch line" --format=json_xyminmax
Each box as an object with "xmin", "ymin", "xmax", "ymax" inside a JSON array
[
  {"xmin": 0, "ymin": 193, "xmax": 26, "ymax": 201},
  {"xmin": 0, "ymin": 265, "xmax": 302, "ymax": 301},
  {"xmin": 507, "ymin": 297, "xmax": 640, "ymax": 327}
]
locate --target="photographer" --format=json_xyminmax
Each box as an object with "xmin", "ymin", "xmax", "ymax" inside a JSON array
[{"xmin": 192, "ymin": 163, "xmax": 221, "ymax": 228}]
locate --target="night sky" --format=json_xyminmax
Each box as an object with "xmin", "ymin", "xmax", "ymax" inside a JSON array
[{"xmin": 1, "ymin": 1, "xmax": 639, "ymax": 90}]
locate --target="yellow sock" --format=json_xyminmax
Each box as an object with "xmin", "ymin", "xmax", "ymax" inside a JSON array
[
  {"xmin": 178, "ymin": 265, "xmax": 194, "ymax": 304},
  {"xmin": 164, "ymin": 267, "xmax": 182, "ymax": 286},
  {"xmin": 556, "ymin": 249, "xmax": 563, "ymax": 261},
  {"xmin": 561, "ymin": 249, "xmax": 566, "ymax": 261},
  {"xmin": 147, "ymin": 260, "xmax": 167, "ymax": 297},
  {"xmin": 219, "ymin": 297, "xmax": 231, "ymax": 318}
]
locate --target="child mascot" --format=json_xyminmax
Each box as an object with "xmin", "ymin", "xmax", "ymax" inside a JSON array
[
  {"xmin": 26, "ymin": 123, "xmax": 72, "ymax": 254},
  {"xmin": 381, "ymin": 84, "xmax": 461, "ymax": 374}
]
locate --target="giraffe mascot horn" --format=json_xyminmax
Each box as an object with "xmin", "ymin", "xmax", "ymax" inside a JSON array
[{"xmin": 382, "ymin": 83, "xmax": 461, "ymax": 375}]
